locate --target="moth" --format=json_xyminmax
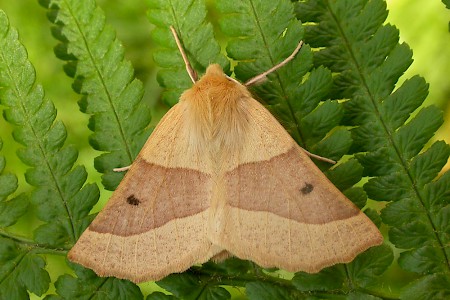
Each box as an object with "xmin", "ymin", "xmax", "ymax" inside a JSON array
[{"xmin": 68, "ymin": 27, "xmax": 383, "ymax": 283}]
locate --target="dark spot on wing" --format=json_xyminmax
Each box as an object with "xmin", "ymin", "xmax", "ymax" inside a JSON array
[
  {"xmin": 301, "ymin": 183, "xmax": 314, "ymax": 195},
  {"xmin": 126, "ymin": 195, "xmax": 140, "ymax": 206}
]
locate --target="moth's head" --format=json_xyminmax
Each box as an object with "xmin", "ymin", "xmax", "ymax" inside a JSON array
[
  {"xmin": 195, "ymin": 64, "xmax": 243, "ymax": 91},
  {"xmin": 204, "ymin": 64, "xmax": 226, "ymax": 77},
  {"xmin": 181, "ymin": 64, "xmax": 251, "ymax": 107}
]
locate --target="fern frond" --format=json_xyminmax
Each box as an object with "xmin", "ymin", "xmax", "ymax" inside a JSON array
[
  {"xmin": 0, "ymin": 9, "xmax": 101, "ymax": 298},
  {"xmin": 147, "ymin": 0, "xmax": 229, "ymax": 106},
  {"xmin": 40, "ymin": 0, "xmax": 152, "ymax": 190},
  {"xmin": 297, "ymin": 0, "xmax": 450, "ymax": 297}
]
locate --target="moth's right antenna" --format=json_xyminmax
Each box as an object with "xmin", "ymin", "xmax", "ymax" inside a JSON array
[
  {"xmin": 245, "ymin": 41, "xmax": 304, "ymax": 86},
  {"xmin": 170, "ymin": 26, "xmax": 198, "ymax": 83}
]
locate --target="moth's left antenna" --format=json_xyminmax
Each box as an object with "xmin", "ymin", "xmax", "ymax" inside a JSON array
[{"xmin": 170, "ymin": 26, "xmax": 198, "ymax": 83}]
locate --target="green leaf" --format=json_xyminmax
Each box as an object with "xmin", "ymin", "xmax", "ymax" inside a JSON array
[
  {"xmin": 147, "ymin": 292, "xmax": 178, "ymax": 300},
  {"xmin": 157, "ymin": 273, "xmax": 230, "ymax": 300},
  {"xmin": 157, "ymin": 273, "xmax": 201, "ymax": 298},
  {"xmin": 325, "ymin": 159, "xmax": 364, "ymax": 191},
  {"xmin": 364, "ymin": 172, "xmax": 411, "ymax": 203},
  {"xmin": 389, "ymin": 221, "xmax": 434, "ymax": 249},
  {"xmin": 44, "ymin": 295, "xmax": 63, "ymax": 300},
  {"xmin": 0, "ymin": 138, "xmax": 28, "ymax": 227},
  {"xmin": 148, "ymin": 0, "xmax": 229, "ymax": 106},
  {"xmin": 197, "ymin": 287, "xmax": 231, "ymax": 300},
  {"xmin": 18, "ymin": 254, "xmax": 51, "ymax": 296},
  {"xmin": 312, "ymin": 129, "xmax": 353, "ymax": 163},
  {"xmin": 202, "ymin": 257, "xmax": 253, "ymax": 276},
  {"xmin": 410, "ymin": 141, "xmax": 450, "ymax": 188},
  {"xmin": 293, "ymin": 266, "xmax": 345, "ymax": 291},
  {"xmin": 346, "ymin": 245, "xmax": 393, "ymax": 288},
  {"xmin": 0, "ymin": 238, "xmax": 51, "ymax": 299},
  {"xmin": 347, "ymin": 292, "xmax": 382, "ymax": 300},
  {"xmin": 306, "ymin": 295, "xmax": 347, "ymax": 300},
  {"xmin": 0, "ymin": 193, "xmax": 28, "ymax": 228},
  {"xmin": 381, "ymin": 198, "xmax": 427, "ymax": 227},
  {"xmin": 344, "ymin": 187, "xmax": 368, "ymax": 210},
  {"xmin": 246, "ymin": 282, "xmax": 296, "ymax": 300},
  {"xmin": 40, "ymin": 0, "xmax": 152, "ymax": 190},
  {"xmin": 398, "ymin": 245, "xmax": 448, "ymax": 274},
  {"xmin": 379, "ymin": 76, "xmax": 428, "ymax": 131},
  {"xmin": 53, "ymin": 263, "xmax": 143, "ymax": 300},
  {"xmin": 393, "ymin": 106, "xmax": 443, "ymax": 161},
  {"xmin": 300, "ymin": 99, "xmax": 343, "ymax": 146},
  {"xmin": 444, "ymin": 0, "xmax": 450, "ymax": 9},
  {"xmin": 0, "ymin": 135, "xmax": 36, "ymax": 300},
  {"xmin": 364, "ymin": 208, "xmax": 382, "ymax": 228},
  {"xmin": 424, "ymin": 170, "xmax": 450, "ymax": 208},
  {"xmin": 0, "ymin": 143, "xmax": 16, "ymax": 196},
  {"xmin": 293, "ymin": 67, "xmax": 333, "ymax": 116},
  {"xmin": 401, "ymin": 273, "xmax": 450, "ymax": 300}
]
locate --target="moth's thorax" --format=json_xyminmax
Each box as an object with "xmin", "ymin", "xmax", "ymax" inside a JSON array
[{"xmin": 180, "ymin": 64, "xmax": 252, "ymax": 158}]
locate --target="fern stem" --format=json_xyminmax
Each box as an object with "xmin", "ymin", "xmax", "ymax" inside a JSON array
[
  {"xmin": 31, "ymin": 248, "xmax": 69, "ymax": 256},
  {"xmin": 0, "ymin": 229, "xmax": 35, "ymax": 245},
  {"xmin": 0, "ymin": 229, "xmax": 70, "ymax": 253},
  {"xmin": 343, "ymin": 264, "xmax": 354, "ymax": 290}
]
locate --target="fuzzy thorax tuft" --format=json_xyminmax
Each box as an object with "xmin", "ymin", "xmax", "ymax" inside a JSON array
[{"xmin": 180, "ymin": 64, "xmax": 252, "ymax": 157}]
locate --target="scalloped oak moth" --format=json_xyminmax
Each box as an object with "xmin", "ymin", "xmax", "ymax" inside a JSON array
[{"xmin": 68, "ymin": 27, "xmax": 383, "ymax": 283}]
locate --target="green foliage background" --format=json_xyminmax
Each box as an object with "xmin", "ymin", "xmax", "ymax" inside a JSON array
[{"xmin": 0, "ymin": 0, "xmax": 449, "ymax": 299}]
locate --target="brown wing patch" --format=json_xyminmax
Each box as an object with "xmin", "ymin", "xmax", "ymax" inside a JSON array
[
  {"xmin": 224, "ymin": 147, "xmax": 359, "ymax": 225},
  {"xmin": 69, "ymin": 159, "xmax": 213, "ymax": 282},
  {"xmin": 89, "ymin": 158, "xmax": 211, "ymax": 236}
]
